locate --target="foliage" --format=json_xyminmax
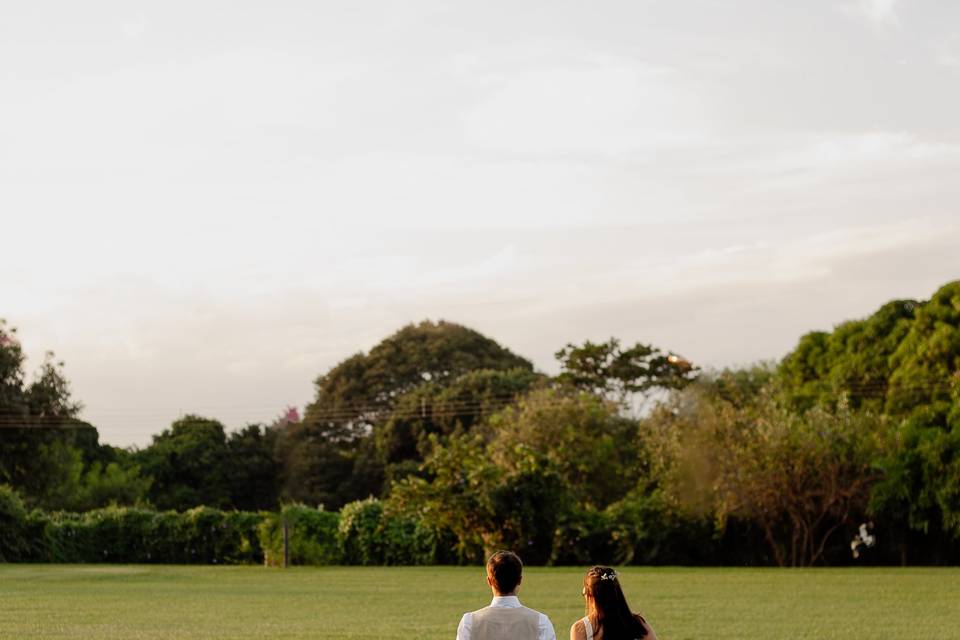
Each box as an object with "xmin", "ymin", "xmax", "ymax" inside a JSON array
[
  {"xmin": 5, "ymin": 505, "xmax": 264, "ymax": 564},
  {"xmin": 376, "ymin": 367, "xmax": 543, "ymax": 470},
  {"xmin": 388, "ymin": 434, "xmax": 495, "ymax": 563},
  {"xmin": 555, "ymin": 337, "xmax": 697, "ymax": 404},
  {"xmin": 137, "ymin": 415, "xmax": 232, "ymax": 511},
  {"xmin": 650, "ymin": 382, "xmax": 889, "ymax": 566},
  {"xmin": 338, "ymin": 497, "xmax": 385, "ymax": 565},
  {"xmin": 304, "ymin": 320, "xmax": 533, "ymax": 429},
  {"xmin": 283, "ymin": 320, "xmax": 534, "ymax": 509},
  {"xmin": 258, "ymin": 504, "xmax": 340, "ymax": 566},
  {"xmin": 0, "ymin": 321, "xmax": 95, "ymax": 509},
  {"xmin": 776, "ymin": 281, "xmax": 960, "ymax": 556},
  {"xmin": 886, "ymin": 282, "xmax": 960, "ymax": 414},
  {"xmin": 274, "ymin": 417, "xmax": 358, "ymax": 510},
  {"xmin": 487, "ymin": 388, "xmax": 641, "ymax": 509},
  {"xmin": 226, "ymin": 424, "xmax": 280, "ymax": 510},
  {"xmin": 0, "ymin": 485, "xmax": 29, "ymax": 561},
  {"xmin": 870, "ymin": 403, "xmax": 960, "ymax": 543}
]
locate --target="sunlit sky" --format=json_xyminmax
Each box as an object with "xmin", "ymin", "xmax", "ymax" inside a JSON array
[{"xmin": 3, "ymin": 1, "xmax": 958, "ymax": 447}]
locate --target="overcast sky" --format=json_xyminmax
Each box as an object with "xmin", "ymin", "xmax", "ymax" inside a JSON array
[{"xmin": 2, "ymin": 0, "xmax": 958, "ymax": 447}]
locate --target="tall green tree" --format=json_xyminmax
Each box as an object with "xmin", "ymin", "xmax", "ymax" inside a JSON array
[
  {"xmin": 227, "ymin": 424, "xmax": 280, "ymax": 510},
  {"xmin": 304, "ymin": 320, "xmax": 533, "ymax": 430},
  {"xmin": 137, "ymin": 415, "xmax": 231, "ymax": 510},
  {"xmin": 284, "ymin": 320, "xmax": 534, "ymax": 508},
  {"xmin": 0, "ymin": 321, "xmax": 104, "ymax": 509},
  {"xmin": 649, "ymin": 382, "xmax": 889, "ymax": 567}
]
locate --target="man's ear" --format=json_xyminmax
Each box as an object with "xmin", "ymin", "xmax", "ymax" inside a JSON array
[{"xmin": 487, "ymin": 575, "xmax": 495, "ymax": 588}]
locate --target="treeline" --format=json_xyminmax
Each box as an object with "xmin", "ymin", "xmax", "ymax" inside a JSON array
[{"xmin": 2, "ymin": 281, "xmax": 959, "ymax": 566}]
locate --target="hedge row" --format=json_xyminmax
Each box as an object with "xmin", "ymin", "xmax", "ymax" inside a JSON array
[
  {"xmin": 1, "ymin": 486, "xmax": 444, "ymax": 565},
  {"xmin": 2, "ymin": 485, "xmax": 766, "ymax": 566}
]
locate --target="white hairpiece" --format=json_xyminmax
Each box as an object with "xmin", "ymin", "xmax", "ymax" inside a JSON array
[{"xmin": 599, "ymin": 570, "xmax": 618, "ymax": 581}]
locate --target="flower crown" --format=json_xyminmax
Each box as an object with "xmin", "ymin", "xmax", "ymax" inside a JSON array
[{"xmin": 591, "ymin": 569, "xmax": 618, "ymax": 581}]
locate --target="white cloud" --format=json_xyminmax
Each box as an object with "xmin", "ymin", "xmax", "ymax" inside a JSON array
[
  {"xmin": 936, "ymin": 35, "xmax": 960, "ymax": 67},
  {"xmin": 855, "ymin": 0, "xmax": 900, "ymax": 27},
  {"xmin": 460, "ymin": 54, "xmax": 708, "ymax": 155}
]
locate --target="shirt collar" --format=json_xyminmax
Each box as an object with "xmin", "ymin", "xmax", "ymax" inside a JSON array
[{"xmin": 490, "ymin": 595, "xmax": 521, "ymax": 608}]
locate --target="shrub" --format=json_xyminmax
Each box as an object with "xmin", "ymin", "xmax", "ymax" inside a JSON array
[
  {"xmin": 10, "ymin": 506, "xmax": 265, "ymax": 564},
  {"xmin": 381, "ymin": 513, "xmax": 437, "ymax": 565},
  {"xmin": 339, "ymin": 498, "xmax": 385, "ymax": 565},
  {"xmin": 258, "ymin": 504, "xmax": 339, "ymax": 566},
  {"xmin": 0, "ymin": 485, "xmax": 29, "ymax": 561}
]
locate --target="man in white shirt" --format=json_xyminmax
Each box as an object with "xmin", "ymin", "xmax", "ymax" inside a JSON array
[{"xmin": 456, "ymin": 550, "xmax": 556, "ymax": 640}]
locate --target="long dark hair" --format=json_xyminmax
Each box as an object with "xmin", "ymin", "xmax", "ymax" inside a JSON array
[{"xmin": 583, "ymin": 567, "xmax": 647, "ymax": 640}]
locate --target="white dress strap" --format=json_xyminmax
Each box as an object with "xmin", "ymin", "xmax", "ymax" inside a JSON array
[{"xmin": 582, "ymin": 616, "xmax": 594, "ymax": 640}]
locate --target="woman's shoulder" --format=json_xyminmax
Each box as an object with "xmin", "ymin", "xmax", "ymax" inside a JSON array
[{"xmin": 569, "ymin": 617, "xmax": 588, "ymax": 640}]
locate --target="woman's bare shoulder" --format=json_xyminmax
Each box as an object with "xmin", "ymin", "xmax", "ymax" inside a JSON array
[{"xmin": 569, "ymin": 617, "xmax": 587, "ymax": 640}]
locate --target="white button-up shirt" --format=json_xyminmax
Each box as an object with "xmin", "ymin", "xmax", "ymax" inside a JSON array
[{"xmin": 456, "ymin": 595, "xmax": 556, "ymax": 640}]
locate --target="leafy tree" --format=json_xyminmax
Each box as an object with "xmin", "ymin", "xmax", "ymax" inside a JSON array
[
  {"xmin": 487, "ymin": 388, "xmax": 640, "ymax": 509},
  {"xmin": 284, "ymin": 321, "xmax": 534, "ymax": 508},
  {"xmin": 274, "ymin": 416, "xmax": 358, "ymax": 510},
  {"xmin": 779, "ymin": 300, "xmax": 917, "ymax": 411},
  {"xmin": 227, "ymin": 424, "xmax": 280, "ymax": 510},
  {"xmin": 137, "ymin": 415, "xmax": 231, "ymax": 511},
  {"xmin": 304, "ymin": 320, "xmax": 533, "ymax": 430},
  {"xmin": 0, "ymin": 321, "xmax": 100, "ymax": 509},
  {"xmin": 869, "ymin": 402, "xmax": 960, "ymax": 561},
  {"xmin": 388, "ymin": 434, "xmax": 496, "ymax": 563},
  {"xmin": 650, "ymin": 383, "xmax": 889, "ymax": 566},
  {"xmin": 886, "ymin": 282, "xmax": 960, "ymax": 415},
  {"xmin": 376, "ymin": 367, "xmax": 543, "ymax": 472},
  {"xmin": 80, "ymin": 461, "xmax": 152, "ymax": 510},
  {"xmin": 555, "ymin": 338, "xmax": 696, "ymax": 405}
]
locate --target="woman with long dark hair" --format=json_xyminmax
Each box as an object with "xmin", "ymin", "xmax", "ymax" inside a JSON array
[{"xmin": 569, "ymin": 567, "xmax": 657, "ymax": 640}]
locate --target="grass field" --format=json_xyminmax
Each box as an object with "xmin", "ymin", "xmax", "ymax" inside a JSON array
[{"xmin": 1, "ymin": 565, "xmax": 956, "ymax": 640}]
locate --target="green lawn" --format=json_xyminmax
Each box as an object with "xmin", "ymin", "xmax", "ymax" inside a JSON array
[{"xmin": 1, "ymin": 565, "xmax": 955, "ymax": 639}]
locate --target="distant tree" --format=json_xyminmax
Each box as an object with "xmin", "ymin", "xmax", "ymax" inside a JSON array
[
  {"xmin": 388, "ymin": 431, "xmax": 573, "ymax": 565},
  {"xmin": 886, "ymin": 282, "xmax": 960, "ymax": 415},
  {"xmin": 487, "ymin": 388, "xmax": 640, "ymax": 509},
  {"xmin": 376, "ymin": 367, "xmax": 544, "ymax": 472},
  {"xmin": 650, "ymin": 383, "xmax": 889, "ymax": 567},
  {"xmin": 869, "ymin": 401, "xmax": 960, "ymax": 561},
  {"xmin": 779, "ymin": 300, "xmax": 917, "ymax": 411},
  {"xmin": 227, "ymin": 424, "xmax": 280, "ymax": 510},
  {"xmin": 304, "ymin": 320, "xmax": 533, "ymax": 431},
  {"xmin": 555, "ymin": 338, "xmax": 697, "ymax": 405},
  {"xmin": 283, "ymin": 320, "xmax": 534, "ymax": 508},
  {"xmin": 137, "ymin": 415, "xmax": 231, "ymax": 510},
  {"xmin": 0, "ymin": 321, "xmax": 98, "ymax": 509},
  {"xmin": 274, "ymin": 414, "xmax": 358, "ymax": 510}
]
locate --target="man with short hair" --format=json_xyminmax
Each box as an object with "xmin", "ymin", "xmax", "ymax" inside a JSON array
[{"xmin": 456, "ymin": 551, "xmax": 556, "ymax": 640}]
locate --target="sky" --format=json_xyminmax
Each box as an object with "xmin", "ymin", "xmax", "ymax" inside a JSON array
[{"xmin": 2, "ymin": 0, "xmax": 958, "ymax": 447}]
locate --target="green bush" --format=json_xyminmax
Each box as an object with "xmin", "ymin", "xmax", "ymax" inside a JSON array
[
  {"xmin": 339, "ymin": 498, "xmax": 385, "ymax": 565},
  {"xmin": 10, "ymin": 506, "xmax": 265, "ymax": 564},
  {"xmin": 381, "ymin": 512, "xmax": 438, "ymax": 565},
  {"xmin": 605, "ymin": 490, "xmax": 721, "ymax": 565},
  {"xmin": 0, "ymin": 485, "xmax": 29, "ymax": 561},
  {"xmin": 550, "ymin": 507, "xmax": 616, "ymax": 566},
  {"xmin": 258, "ymin": 504, "xmax": 340, "ymax": 566},
  {"xmin": 339, "ymin": 497, "xmax": 439, "ymax": 566}
]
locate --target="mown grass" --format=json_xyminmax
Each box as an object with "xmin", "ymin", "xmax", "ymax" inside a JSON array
[{"xmin": 1, "ymin": 565, "xmax": 955, "ymax": 639}]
